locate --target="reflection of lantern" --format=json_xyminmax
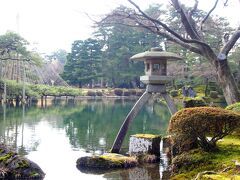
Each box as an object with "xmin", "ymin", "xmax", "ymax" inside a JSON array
[
  {"xmin": 110, "ymin": 47, "xmax": 182, "ymax": 154},
  {"xmin": 131, "ymin": 47, "xmax": 182, "ymax": 85}
]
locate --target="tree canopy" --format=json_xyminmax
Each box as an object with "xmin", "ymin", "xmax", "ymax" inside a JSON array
[{"xmin": 98, "ymin": 0, "xmax": 240, "ymax": 104}]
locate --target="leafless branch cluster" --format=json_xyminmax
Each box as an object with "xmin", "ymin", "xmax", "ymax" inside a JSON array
[{"xmin": 98, "ymin": 0, "xmax": 240, "ymax": 62}]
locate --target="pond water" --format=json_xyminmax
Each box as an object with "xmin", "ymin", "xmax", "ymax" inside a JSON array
[{"xmin": 0, "ymin": 98, "xmax": 171, "ymax": 180}]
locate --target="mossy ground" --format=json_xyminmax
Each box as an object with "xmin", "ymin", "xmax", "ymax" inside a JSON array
[
  {"xmin": 171, "ymin": 84, "xmax": 226, "ymax": 107},
  {"xmin": 171, "ymin": 135, "xmax": 240, "ymax": 180}
]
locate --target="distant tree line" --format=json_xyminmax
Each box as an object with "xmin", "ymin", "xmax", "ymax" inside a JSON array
[{"xmin": 61, "ymin": 3, "xmax": 240, "ymax": 97}]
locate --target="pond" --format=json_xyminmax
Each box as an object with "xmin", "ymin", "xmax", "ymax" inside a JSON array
[{"xmin": 0, "ymin": 98, "xmax": 171, "ymax": 180}]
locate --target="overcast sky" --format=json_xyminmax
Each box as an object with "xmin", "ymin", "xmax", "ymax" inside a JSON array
[{"xmin": 0, "ymin": 0, "xmax": 239, "ymax": 54}]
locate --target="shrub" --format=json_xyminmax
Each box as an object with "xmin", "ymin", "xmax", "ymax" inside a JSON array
[
  {"xmin": 114, "ymin": 88, "xmax": 123, "ymax": 96},
  {"xmin": 168, "ymin": 107, "xmax": 240, "ymax": 154},
  {"xmin": 87, "ymin": 90, "xmax": 96, "ymax": 96},
  {"xmin": 209, "ymin": 91, "xmax": 218, "ymax": 99},
  {"xmin": 123, "ymin": 90, "xmax": 130, "ymax": 96},
  {"xmin": 96, "ymin": 91, "xmax": 103, "ymax": 96},
  {"xmin": 225, "ymin": 102, "xmax": 240, "ymax": 134},
  {"xmin": 170, "ymin": 90, "xmax": 178, "ymax": 97},
  {"xmin": 128, "ymin": 89, "xmax": 137, "ymax": 95},
  {"xmin": 183, "ymin": 97, "xmax": 206, "ymax": 108}
]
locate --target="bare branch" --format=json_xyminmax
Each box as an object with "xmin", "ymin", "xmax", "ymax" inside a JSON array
[
  {"xmin": 220, "ymin": 28, "xmax": 240, "ymax": 56},
  {"xmin": 171, "ymin": 0, "xmax": 201, "ymax": 40},
  {"xmin": 134, "ymin": 20, "xmax": 203, "ymax": 55},
  {"xmin": 0, "ymin": 58, "xmax": 30, "ymax": 61},
  {"xmin": 127, "ymin": 0, "xmax": 212, "ymax": 49},
  {"xmin": 189, "ymin": 0, "xmax": 199, "ymax": 15},
  {"xmin": 223, "ymin": 0, "xmax": 229, "ymax": 6},
  {"xmin": 200, "ymin": 0, "xmax": 219, "ymax": 31}
]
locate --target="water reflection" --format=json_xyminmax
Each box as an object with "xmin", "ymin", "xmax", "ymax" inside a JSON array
[{"xmin": 0, "ymin": 99, "xmax": 171, "ymax": 180}]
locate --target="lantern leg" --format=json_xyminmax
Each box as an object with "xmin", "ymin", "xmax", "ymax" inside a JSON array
[
  {"xmin": 110, "ymin": 91, "xmax": 151, "ymax": 153},
  {"xmin": 161, "ymin": 92, "xmax": 177, "ymax": 115}
]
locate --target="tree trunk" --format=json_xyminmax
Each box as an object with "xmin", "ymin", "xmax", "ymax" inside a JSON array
[
  {"xmin": 204, "ymin": 77, "xmax": 209, "ymax": 97},
  {"xmin": 205, "ymin": 49, "xmax": 240, "ymax": 105},
  {"xmin": 215, "ymin": 60, "xmax": 240, "ymax": 105}
]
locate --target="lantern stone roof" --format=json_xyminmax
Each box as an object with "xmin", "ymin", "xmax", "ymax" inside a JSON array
[{"xmin": 130, "ymin": 48, "xmax": 182, "ymax": 61}]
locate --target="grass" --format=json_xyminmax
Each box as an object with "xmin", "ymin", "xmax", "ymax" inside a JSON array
[{"xmin": 171, "ymin": 135, "xmax": 240, "ymax": 180}]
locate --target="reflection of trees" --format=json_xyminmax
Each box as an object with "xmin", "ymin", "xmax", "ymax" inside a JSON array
[
  {"xmin": 63, "ymin": 99, "xmax": 171, "ymax": 153},
  {"xmin": 0, "ymin": 99, "xmax": 171, "ymax": 155},
  {"xmin": 0, "ymin": 102, "xmax": 84, "ymax": 154}
]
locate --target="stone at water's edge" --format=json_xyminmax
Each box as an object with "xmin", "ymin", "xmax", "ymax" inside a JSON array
[
  {"xmin": 0, "ymin": 144, "xmax": 45, "ymax": 179},
  {"xmin": 162, "ymin": 135, "xmax": 172, "ymax": 159},
  {"xmin": 76, "ymin": 153, "xmax": 138, "ymax": 171},
  {"xmin": 129, "ymin": 134, "xmax": 161, "ymax": 156}
]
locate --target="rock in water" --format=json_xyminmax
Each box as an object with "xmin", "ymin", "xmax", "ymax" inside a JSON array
[
  {"xmin": 76, "ymin": 153, "xmax": 138, "ymax": 172},
  {"xmin": 0, "ymin": 144, "xmax": 45, "ymax": 179}
]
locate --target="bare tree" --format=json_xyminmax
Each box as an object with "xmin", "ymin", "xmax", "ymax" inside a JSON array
[{"xmin": 99, "ymin": 0, "xmax": 240, "ymax": 104}]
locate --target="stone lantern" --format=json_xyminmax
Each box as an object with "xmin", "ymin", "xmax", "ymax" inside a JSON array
[
  {"xmin": 110, "ymin": 47, "xmax": 182, "ymax": 153},
  {"xmin": 131, "ymin": 47, "xmax": 182, "ymax": 86}
]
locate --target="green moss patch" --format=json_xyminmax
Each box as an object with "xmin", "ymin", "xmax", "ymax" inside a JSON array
[
  {"xmin": 226, "ymin": 102, "xmax": 240, "ymax": 113},
  {"xmin": 132, "ymin": 134, "xmax": 161, "ymax": 139},
  {"xmin": 77, "ymin": 153, "xmax": 138, "ymax": 170},
  {"xmin": 0, "ymin": 152, "xmax": 15, "ymax": 164}
]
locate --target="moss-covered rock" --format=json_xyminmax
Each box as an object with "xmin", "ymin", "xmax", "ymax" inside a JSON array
[
  {"xmin": 76, "ymin": 153, "xmax": 138, "ymax": 171},
  {"xmin": 226, "ymin": 102, "xmax": 240, "ymax": 113},
  {"xmin": 209, "ymin": 91, "xmax": 219, "ymax": 99},
  {"xmin": 0, "ymin": 144, "xmax": 45, "ymax": 179},
  {"xmin": 170, "ymin": 90, "xmax": 178, "ymax": 97},
  {"xmin": 183, "ymin": 96, "xmax": 206, "ymax": 108}
]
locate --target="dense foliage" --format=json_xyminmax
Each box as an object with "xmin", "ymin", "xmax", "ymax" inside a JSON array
[
  {"xmin": 61, "ymin": 6, "xmax": 163, "ymax": 88},
  {"xmin": 0, "ymin": 79, "xmax": 83, "ymax": 99},
  {"xmin": 168, "ymin": 107, "xmax": 240, "ymax": 153}
]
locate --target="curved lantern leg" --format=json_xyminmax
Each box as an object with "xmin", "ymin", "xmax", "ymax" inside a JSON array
[
  {"xmin": 161, "ymin": 92, "xmax": 177, "ymax": 115},
  {"xmin": 110, "ymin": 91, "xmax": 152, "ymax": 153}
]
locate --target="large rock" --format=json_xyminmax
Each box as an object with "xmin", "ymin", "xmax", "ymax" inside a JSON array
[
  {"xmin": 76, "ymin": 153, "xmax": 138, "ymax": 172},
  {"xmin": 0, "ymin": 144, "xmax": 45, "ymax": 179}
]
